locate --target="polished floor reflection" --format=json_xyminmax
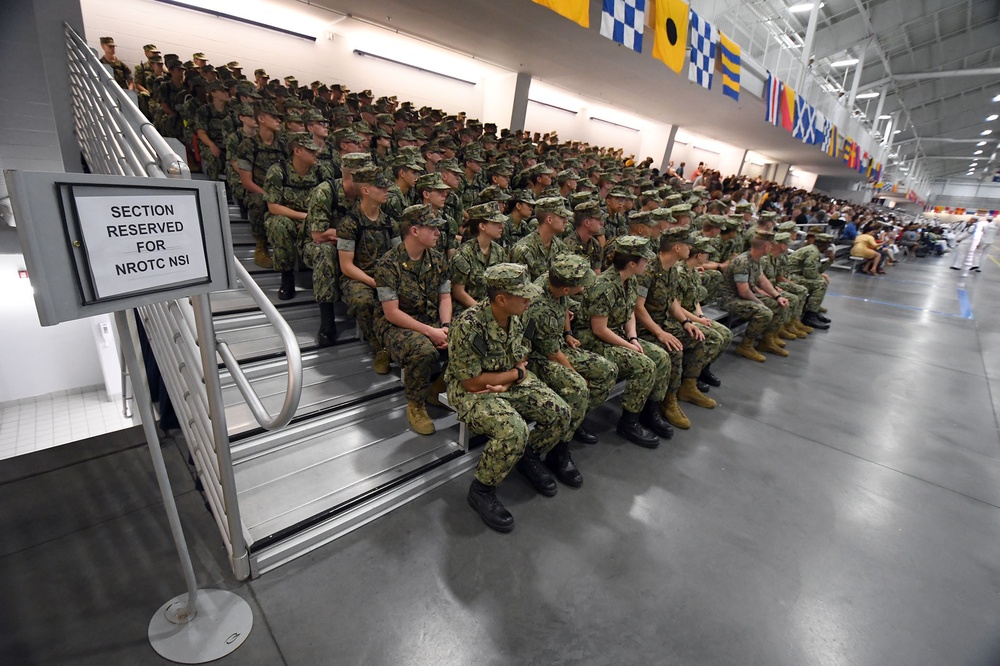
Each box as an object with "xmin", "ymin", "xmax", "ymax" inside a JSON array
[{"xmin": 2, "ymin": 250, "xmax": 999, "ymax": 665}]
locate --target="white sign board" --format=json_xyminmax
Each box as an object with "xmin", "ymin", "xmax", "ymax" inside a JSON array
[{"xmin": 73, "ymin": 192, "xmax": 209, "ymax": 298}]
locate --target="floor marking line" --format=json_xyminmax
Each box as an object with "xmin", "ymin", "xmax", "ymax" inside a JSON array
[
  {"xmin": 957, "ymin": 288, "xmax": 974, "ymax": 319},
  {"xmin": 989, "ymin": 255, "xmax": 1000, "ymax": 269},
  {"xmin": 827, "ymin": 292, "xmax": 969, "ymax": 320}
]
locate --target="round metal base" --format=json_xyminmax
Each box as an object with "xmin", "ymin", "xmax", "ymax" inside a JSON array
[{"xmin": 148, "ymin": 589, "xmax": 253, "ymax": 664}]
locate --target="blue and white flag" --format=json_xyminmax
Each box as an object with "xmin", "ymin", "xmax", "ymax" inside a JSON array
[
  {"xmin": 792, "ymin": 94, "xmax": 815, "ymax": 144},
  {"xmin": 810, "ymin": 109, "xmax": 827, "ymax": 147},
  {"xmin": 687, "ymin": 8, "xmax": 717, "ymax": 89},
  {"xmin": 600, "ymin": 0, "xmax": 647, "ymax": 53}
]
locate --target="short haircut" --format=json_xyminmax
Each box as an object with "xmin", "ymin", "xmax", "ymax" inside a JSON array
[
  {"xmin": 548, "ymin": 273, "xmax": 573, "ymax": 290},
  {"xmin": 751, "ymin": 237, "xmax": 770, "ymax": 251},
  {"xmin": 612, "ymin": 252, "xmax": 642, "ymax": 270}
]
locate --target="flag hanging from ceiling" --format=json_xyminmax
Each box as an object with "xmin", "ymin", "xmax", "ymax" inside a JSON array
[
  {"xmin": 765, "ymin": 72, "xmax": 780, "ymax": 125},
  {"xmin": 651, "ymin": 0, "xmax": 689, "ymax": 73},
  {"xmin": 779, "ymin": 81, "xmax": 796, "ymax": 133},
  {"xmin": 823, "ymin": 119, "xmax": 839, "ymax": 157},
  {"xmin": 842, "ymin": 136, "xmax": 858, "ymax": 169},
  {"xmin": 810, "ymin": 110, "xmax": 827, "ymax": 147},
  {"xmin": 793, "ymin": 94, "xmax": 815, "ymax": 143},
  {"xmin": 687, "ymin": 8, "xmax": 717, "ymax": 89},
  {"xmin": 601, "ymin": 0, "xmax": 647, "ymax": 53},
  {"xmin": 719, "ymin": 31, "xmax": 740, "ymax": 102},
  {"xmin": 532, "ymin": 0, "xmax": 590, "ymax": 28}
]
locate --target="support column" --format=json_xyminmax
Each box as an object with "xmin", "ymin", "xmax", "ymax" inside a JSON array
[
  {"xmin": 847, "ymin": 46, "xmax": 868, "ymax": 110},
  {"xmin": 872, "ymin": 89, "xmax": 886, "ymax": 135},
  {"xmin": 508, "ymin": 71, "xmax": 531, "ymax": 132},
  {"xmin": 737, "ymin": 148, "xmax": 750, "ymax": 177},
  {"xmin": 796, "ymin": 1, "xmax": 822, "ymax": 91},
  {"xmin": 660, "ymin": 124, "xmax": 679, "ymax": 172}
]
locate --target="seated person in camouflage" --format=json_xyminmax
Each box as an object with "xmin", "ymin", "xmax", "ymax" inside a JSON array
[
  {"xmin": 436, "ymin": 159, "xmax": 468, "ymax": 252},
  {"xmin": 385, "ymin": 154, "xmax": 423, "ymax": 222},
  {"xmin": 602, "ymin": 210, "xmax": 658, "ymax": 272},
  {"xmin": 762, "ymin": 231, "xmax": 812, "ymax": 341},
  {"xmin": 485, "ymin": 162, "xmax": 513, "ymax": 193},
  {"xmin": 526, "ymin": 163, "xmax": 555, "ymax": 199},
  {"xmin": 564, "ymin": 200, "xmax": 606, "ymax": 273},
  {"xmin": 303, "ymin": 109, "xmax": 337, "ymax": 175},
  {"xmin": 502, "ymin": 190, "xmax": 538, "ymax": 249},
  {"xmin": 720, "ymin": 231, "xmax": 791, "ymax": 362},
  {"xmin": 692, "ymin": 215, "xmax": 728, "ymax": 302},
  {"xmin": 447, "ymin": 264, "xmax": 572, "ymax": 533},
  {"xmin": 374, "ymin": 205, "xmax": 452, "ymax": 436},
  {"xmin": 649, "ymin": 207, "xmax": 675, "ymax": 238},
  {"xmin": 577, "ymin": 236, "xmax": 673, "ymax": 448},
  {"xmin": 603, "ymin": 188, "xmax": 632, "ymax": 240},
  {"xmin": 224, "ymin": 104, "xmax": 256, "ymax": 210},
  {"xmin": 415, "ymin": 172, "xmax": 455, "ymax": 256},
  {"xmin": 155, "ymin": 60, "xmax": 187, "ymax": 141},
  {"xmin": 510, "ymin": 197, "xmax": 571, "ymax": 281},
  {"xmin": 338, "ymin": 165, "xmax": 401, "ymax": 371},
  {"xmin": 787, "ymin": 232, "xmax": 833, "ymax": 330},
  {"xmin": 236, "ymin": 100, "xmax": 287, "ymax": 269},
  {"xmin": 451, "ymin": 203, "xmax": 508, "ymax": 316},
  {"xmin": 523, "ymin": 254, "xmax": 618, "ymax": 473},
  {"xmin": 718, "ymin": 216, "xmax": 743, "ymax": 262},
  {"xmin": 682, "ymin": 238, "xmax": 732, "ymax": 388},
  {"xmin": 635, "ymin": 228, "xmax": 719, "ymax": 431},
  {"xmin": 194, "ymin": 81, "xmax": 231, "ymax": 181},
  {"xmin": 264, "ymin": 132, "xmax": 332, "ymax": 300}
]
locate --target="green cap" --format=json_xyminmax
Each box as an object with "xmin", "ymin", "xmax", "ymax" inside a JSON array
[
  {"xmin": 143, "ymin": 43, "xmax": 157, "ymax": 51},
  {"xmin": 556, "ymin": 169, "xmax": 579, "ymax": 183},
  {"xmin": 755, "ymin": 230, "xmax": 776, "ymax": 242},
  {"xmin": 485, "ymin": 263, "xmax": 543, "ymax": 299},
  {"xmin": 816, "ymin": 233, "xmax": 836, "ymax": 243},
  {"xmin": 759, "ymin": 211, "xmax": 778, "ymax": 220},
  {"xmin": 287, "ymin": 132, "xmax": 321, "ymax": 152},
  {"xmin": 284, "ymin": 110, "xmax": 304, "ymax": 125},
  {"xmin": 303, "ymin": 108, "xmax": 326, "ymax": 124},
  {"xmin": 608, "ymin": 187, "xmax": 632, "ymax": 199},
  {"xmin": 701, "ymin": 215, "xmax": 725, "ymax": 229},
  {"xmin": 628, "ymin": 210, "xmax": 656, "ymax": 227},
  {"xmin": 660, "ymin": 226, "xmax": 693, "ymax": 246},
  {"xmin": 476, "ymin": 185, "xmax": 511, "ymax": 204},
  {"xmin": 664, "ymin": 193, "xmax": 684, "ymax": 206},
  {"xmin": 466, "ymin": 202, "xmax": 507, "ymax": 223},
  {"xmin": 721, "ymin": 217, "xmax": 741, "ymax": 232},
  {"xmin": 573, "ymin": 199, "xmax": 607, "ymax": 220},
  {"xmin": 529, "ymin": 163, "xmax": 556, "ymax": 177},
  {"xmin": 669, "ymin": 203, "xmax": 692, "ymax": 217},
  {"xmin": 400, "ymin": 204, "xmax": 445, "ymax": 228},
  {"xmin": 352, "ymin": 165, "xmax": 392, "ymax": 188},
  {"xmin": 342, "ymin": 152, "xmax": 373, "ymax": 171},
  {"xmin": 148, "ymin": 54, "xmax": 164, "ymax": 64},
  {"xmin": 415, "ymin": 172, "xmax": 451, "ymax": 191},
  {"xmin": 392, "ymin": 153, "xmax": 424, "ymax": 171},
  {"xmin": 776, "ymin": 221, "xmax": 797, "ymax": 233},
  {"xmin": 649, "ymin": 208, "xmax": 675, "ymax": 222},
  {"xmin": 535, "ymin": 196, "xmax": 572, "ymax": 219},
  {"xmin": 100, "ymin": 37, "xmax": 115, "ymax": 45},
  {"xmin": 773, "ymin": 232, "xmax": 792, "ymax": 244},
  {"xmin": 691, "ymin": 238, "xmax": 715, "ymax": 255},
  {"xmin": 614, "ymin": 235, "xmax": 656, "ymax": 261},
  {"xmin": 735, "ymin": 203, "xmax": 753, "ymax": 213},
  {"xmin": 255, "ymin": 100, "xmax": 282, "ymax": 118},
  {"xmin": 206, "ymin": 80, "xmax": 226, "ymax": 93},
  {"xmin": 489, "ymin": 162, "xmax": 514, "ymax": 177},
  {"xmin": 436, "ymin": 158, "xmax": 464, "ymax": 174},
  {"xmin": 511, "ymin": 189, "xmax": 536, "ymax": 204},
  {"xmin": 236, "ymin": 103, "xmax": 255, "ymax": 118},
  {"xmin": 192, "ymin": 52, "xmax": 207, "ymax": 60},
  {"xmin": 549, "ymin": 253, "xmax": 596, "ymax": 288}
]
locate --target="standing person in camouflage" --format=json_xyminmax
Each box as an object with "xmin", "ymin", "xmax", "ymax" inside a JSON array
[
  {"xmin": 502, "ymin": 190, "xmax": 537, "ymax": 249},
  {"xmin": 510, "ymin": 197, "xmax": 571, "ymax": 280},
  {"xmin": 224, "ymin": 104, "xmax": 257, "ymax": 212},
  {"xmin": 720, "ymin": 232, "xmax": 790, "ymax": 362},
  {"xmin": 446, "ymin": 264, "xmax": 572, "ymax": 532},
  {"xmin": 385, "ymin": 154, "xmax": 423, "ymax": 222},
  {"xmin": 450, "ymin": 203, "xmax": 508, "ymax": 316},
  {"xmin": 194, "ymin": 81, "xmax": 231, "ymax": 181},
  {"xmin": 636, "ymin": 228, "xmax": 717, "ymax": 431},
  {"xmin": 682, "ymin": 238, "xmax": 733, "ymax": 389},
  {"xmin": 374, "ymin": 205, "xmax": 452, "ymax": 435},
  {"xmin": 303, "ymin": 174, "xmax": 342, "ymax": 347},
  {"xmin": 564, "ymin": 200, "xmax": 606, "ymax": 273},
  {"xmin": 98, "ymin": 37, "xmax": 133, "ymax": 90},
  {"xmin": 339, "ymin": 165, "xmax": 401, "ymax": 371},
  {"xmin": 415, "ymin": 172, "xmax": 456, "ymax": 256},
  {"xmin": 523, "ymin": 254, "xmax": 618, "ymax": 468},
  {"xmin": 577, "ymin": 236, "xmax": 672, "ymax": 448},
  {"xmin": 236, "ymin": 100, "xmax": 287, "ymax": 269},
  {"xmin": 787, "ymin": 232, "xmax": 833, "ymax": 330},
  {"xmin": 762, "ymin": 231, "xmax": 811, "ymax": 341},
  {"xmin": 264, "ymin": 132, "xmax": 332, "ymax": 300},
  {"xmin": 155, "ymin": 60, "xmax": 187, "ymax": 141}
]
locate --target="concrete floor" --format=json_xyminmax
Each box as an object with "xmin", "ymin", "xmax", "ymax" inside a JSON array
[{"xmin": 3, "ymin": 250, "xmax": 1000, "ymax": 665}]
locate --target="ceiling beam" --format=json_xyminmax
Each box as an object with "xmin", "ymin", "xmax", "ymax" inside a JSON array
[{"xmin": 860, "ymin": 67, "xmax": 1000, "ymax": 92}]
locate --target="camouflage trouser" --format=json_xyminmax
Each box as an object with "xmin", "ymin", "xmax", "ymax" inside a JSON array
[
  {"xmin": 375, "ymin": 318, "xmax": 446, "ymax": 404},
  {"xmin": 303, "ymin": 242, "xmax": 340, "ymax": 303},
  {"xmin": 791, "ymin": 276, "xmax": 829, "ymax": 312},
  {"xmin": 225, "ymin": 166, "xmax": 245, "ymax": 206},
  {"xmin": 244, "ymin": 191, "xmax": 267, "ymax": 239},
  {"xmin": 342, "ymin": 278, "xmax": 379, "ymax": 347},
  {"xmin": 579, "ymin": 332, "xmax": 670, "ymax": 412},
  {"xmin": 529, "ymin": 347, "xmax": 617, "ymax": 434},
  {"xmin": 779, "ymin": 281, "xmax": 809, "ymax": 319},
  {"xmin": 644, "ymin": 318, "xmax": 727, "ymax": 390},
  {"xmin": 154, "ymin": 113, "xmax": 183, "ymax": 140},
  {"xmin": 264, "ymin": 214, "xmax": 301, "ymax": 271},
  {"xmin": 448, "ymin": 374, "xmax": 572, "ymax": 486},
  {"xmin": 759, "ymin": 296, "xmax": 791, "ymax": 330},
  {"xmin": 701, "ymin": 269, "xmax": 723, "ymax": 303},
  {"xmin": 721, "ymin": 298, "xmax": 775, "ymax": 340},
  {"xmin": 201, "ymin": 149, "xmax": 225, "ymax": 182}
]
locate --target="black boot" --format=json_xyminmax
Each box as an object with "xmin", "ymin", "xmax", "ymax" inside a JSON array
[
  {"xmin": 815, "ymin": 312, "xmax": 831, "ymax": 324},
  {"xmin": 278, "ymin": 270, "xmax": 296, "ymax": 300},
  {"xmin": 616, "ymin": 409, "xmax": 660, "ymax": 449},
  {"xmin": 315, "ymin": 303, "xmax": 338, "ymax": 347},
  {"xmin": 544, "ymin": 441, "xmax": 583, "ymax": 487},
  {"xmin": 699, "ymin": 364, "xmax": 721, "ymax": 388},
  {"xmin": 639, "ymin": 399, "xmax": 674, "ymax": 440},
  {"xmin": 516, "ymin": 448, "xmax": 558, "ymax": 497},
  {"xmin": 802, "ymin": 311, "xmax": 830, "ymax": 330},
  {"xmin": 696, "ymin": 380, "xmax": 711, "ymax": 393},
  {"xmin": 573, "ymin": 423, "xmax": 599, "ymax": 445},
  {"xmin": 467, "ymin": 479, "xmax": 514, "ymax": 533}
]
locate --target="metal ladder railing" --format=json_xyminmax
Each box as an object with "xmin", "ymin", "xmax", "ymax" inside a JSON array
[{"xmin": 65, "ymin": 23, "xmax": 303, "ymax": 578}]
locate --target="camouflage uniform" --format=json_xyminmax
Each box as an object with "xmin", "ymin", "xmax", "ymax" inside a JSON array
[
  {"xmin": 787, "ymin": 244, "xmax": 830, "ymax": 312},
  {"xmin": 263, "ymin": 159, "xmax": 330, "ymax": 271},
  {"xmin": 385, "ymin": 184, "xmax": 415, "ymax": 222},
  {"xmin": 236, "ymin": 134, "xmax": 288, "ymax": 238},
  {"xmin": 762, "ymin": 253, "xmax": 808, "ymax": 321},
  {"xmin": 446, "ymin": 302, "xmax": 572, "ymax": 486},
  {"xmin": 224, "ymin": 127, "xmax": 253, "ymax": 205},
  {"xmin": 100, "ymin": 56, "xmax": 132, "ymax": 90},
  {"xmin": 194, "ymin": 103, "xmax": 231, "ymax": 180},
  {"xmin": 449, "ymin": 239, "xmax": 507, "ymax": 317},
  {"xmin": 604, "ymin": 212, "xmax": 628, "ymax": 240},
  {"xmin": 674, "ymin": 263, "xmax": 733, "ymax": 360},
  {"xmin": 509, "ymin": 230, "xmax": 568, "ymax": 281},
  {"xmin": 374, "ymin": 243, "xmax": 450, "ymax": 404},
  {"xmin": 524, "ymin": 275, "xmax": 617, "ymax": 434},
  {"xmin": 338, "ymin": 205, "xmax": 401, "ymax": 343},
  {"xmin": 501, "ymin": 215, "xmax": 537, "ymax": 249},
  {"xmin": 303, "ymin": 181, "xmax": 340, "ymax": 304},
  {"xmin": 577, "ymin": 267, "xmax": 670, "ymax": 412},
  {"xmin": 719, "ymin": 252, "xmax": 783, "ymax": 339},
  {"xmin": 564, "ymin": 229, "xmax": 603, "ymax": 271},
  {"xmin": 155, "ymin": 79, "xmax": 187, "ymax": 140},
  {"xmin": 638, "ymin": 261, "xmax": 707, "ymax": 392}
]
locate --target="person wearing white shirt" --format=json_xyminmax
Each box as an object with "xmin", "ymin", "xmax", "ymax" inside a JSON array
[{"xmin": 971, "ymin": 218, "xmax": 998, "ymax": 271}]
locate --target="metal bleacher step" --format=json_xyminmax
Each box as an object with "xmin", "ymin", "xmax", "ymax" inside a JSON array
[
  {"xmin": 212, "ymin": 274, "xmax": 315, "ymax": 315},
  {"xmin": 220, "ymin": 342, "xmax": 403, "ymax": 439},
  {"xmin": 214, "ymin": 303, "xmax": 358, "ymax": 365},
  {"xmin": 230, "ymin": 224, "xmax": 255, "ymax": 246},
  {"xmin": 232, "ymin": 393, "xmax": 465, "ymax": 555}
]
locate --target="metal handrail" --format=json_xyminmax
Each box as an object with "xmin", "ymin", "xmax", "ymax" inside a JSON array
[{"xmin": 216, "ymin": 263, "xmax": 303, "ymax": 430}]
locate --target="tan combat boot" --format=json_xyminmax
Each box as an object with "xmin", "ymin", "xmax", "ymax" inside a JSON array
[
  {"xmin": 253, "ymin": 238, "xmax": 273, "ymax": 269},
  {"xmin": 425, "ymin": 374, "xmax": 448, "ymax": 407},
  {"xmin": 777, "ymin": 325, "xmax": 798, "ymax": 342},
  {"xmin": 757, "ymin": 333, "xmax": 789, "ymax": 357},
  {"xmin": 660, "ymin": 392, "xmax": 691, "ymax": 429},
  {"xmin": 819, "ymin": 305, "xmax": 828, "ymax": 313},
  {"xmin": 678, "ymin": 378, "xmax": 717, "ymax": 409},
  {"xmin": 735, "ymin": 337, "xmax": 766, "ymax": 362},
  {"xmin": 406, "ymin": 401, "xmax": 435, "ymax": 435},
  {"xmin": 795, "ymin": 318, "xmax": 813, "ymax": 335},
  {"xmin": 373, "ymin": 348, "xmax": 391, "ymax": 375}
]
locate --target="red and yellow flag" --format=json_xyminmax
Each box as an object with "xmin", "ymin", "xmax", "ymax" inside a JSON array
[{"xmin": 532, "ymin": 0, "xmax": 590, "ymax": 28}]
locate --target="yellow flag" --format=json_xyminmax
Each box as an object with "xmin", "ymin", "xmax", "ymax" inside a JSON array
[
  {"xmin": 532, "ymin": 0, "xmax": 590, "ymax": 28},
  {"xmin": 651, "ymin": 0, "xmax": 689, "ymax": 74}
]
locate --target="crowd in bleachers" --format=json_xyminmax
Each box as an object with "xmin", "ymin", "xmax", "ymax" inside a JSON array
[{"xmin": 100, "ymin": 37, "xmax": 931, "ymax": 531}]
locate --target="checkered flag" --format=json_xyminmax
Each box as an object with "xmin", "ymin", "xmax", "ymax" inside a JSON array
[
  {"xmin": 600, "ymin": 0, "xmax": 647, "ymax": 53},
  {"xmin": 687, "ymin": 8, "xmax": 717, "ymax": 89}
]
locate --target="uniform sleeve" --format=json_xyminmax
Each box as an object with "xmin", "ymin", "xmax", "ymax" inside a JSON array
[
  {"xmin": 336, "ymin": 214, "xmax": 357, "ymax": 252},
  {"xmin": 306, "ymin": 182, "xmax": 335, "ymax": 234},
  {"xmin": 509, "ymin": 238, "xmax": 528, "ymax": 265},
  {"xmin": 235, "ymin": 137, "xmax": 253, "ymax": 173},
  {"xmin": 447, "ymin": 315, "xmax": 483, "ymax": 381},
  {"xmin": 263, "ymin": 164, "xmax": 284, "ymax": 205},
  {"xmin": 525, "ymin": 302, "xmax": 562, "ymax": 358},
  {"xmin": 637, "ymin": 266, "xmax": 653, "ymax": 299},
  {"xmin": 389, "ymin": 218, "xmax": 402, "ymax": 248},
  {"xmin": 193, "ymin": 105, "xmax": 209, "ymax": 133},
  {"xmin": 586, "ymin": 282, "xmax": 614, "ymax": 318},
  {"xmin": 449, "ymin": 246, "xmax": 472, "ymax": 285},
  {"xmin": 732, "ymin": 256, "xmax": 750, "ymax": 283},
  {"xmin": 802, "ymin": 250, "xmax": 820, "ymax": 279},
  {"xmin": 374, "ymin": 252, "xmax": 399, "ymax": 302}
]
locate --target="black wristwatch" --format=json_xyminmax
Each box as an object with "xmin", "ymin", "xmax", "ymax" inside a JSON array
[
  {"xmin": 627, "ymin": 336, "xmax": 639, "ymax": 342},
  {"xmin": 684, "ymin": 318, "xmax": 694, "ymax": 325},
  {"xmin": 563, "ymin": 330, "xmax": 573, "ymax": 338},
  {"xmin": 515, "ymin": 367, "xmax": 525, "ymax": 381}
]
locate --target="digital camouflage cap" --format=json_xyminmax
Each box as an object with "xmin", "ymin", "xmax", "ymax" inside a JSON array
[
  {"xmin": 415, "ymin": 172, "xmax": 451, "ymax": 191},
  {"xmin": 401, "ymin": 204, "xmax": 445, "ymax": 228},
  {"xmin": 550, "ymin": 253, "xmax": 596, "ymax": 287},
  {"xmin": 485, "ymin": 263, "xmax": 543, "ymax": 299},
  {"xmin": 466, "ymin": 202, "xmax": 507, "ymax": 223},
  {"xmin": 352, "ymin": 165, "xmax": 392, "ymax": 188},
  {"xmin": 614, "ymin": 235, "xmax": 656, "ymax": 261}
]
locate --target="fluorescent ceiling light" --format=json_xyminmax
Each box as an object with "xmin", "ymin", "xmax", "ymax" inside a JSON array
[
  {"xmin": 528, "ymin": 98, "xmax": 578, "ymax": 115},
  {"xmin": 788, "ymin": 2, "xmax": 824, "ymax": 12},
  {"xmin": 590, "ymin": 116, "xmax": 640, "ymax": 132},
  {"xmin": 982, "ymin": 130, "xmax": 994, "ymax": 136},
  {"xmin": 977, "ymin": 141, "xmax": 987, "ymax": 146},
  {"xmin": 353, "ymin": 49, "xmax": 476, "ymax": 86},
  {"xmin": 831, "ymin": 58, "xmax": 860, "ymax": 67},
  {"xmin": 154, "ymin": 0, "xmax": 319, "ymax": 40},
  {"xmin": 992, "ymin": 94, "xmax": 1000, "ymax": 102},
  {"xmin": 856, "ymin": 92, "xmax": 880, "ymax": 99},
  {"xmin": 893, "ymin": 130, "xmax": 901, "ymax": 134},
  {"xmin": 974, "ymin": 150, "xmax": 983, "ymax": 155},
  {"xmin": 987, "ymin": 114, "xmax": 999, "ymax": 121},
  {"xmin": 877, "ymin": 115, "xmax": 891, "ymax": 120}
]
